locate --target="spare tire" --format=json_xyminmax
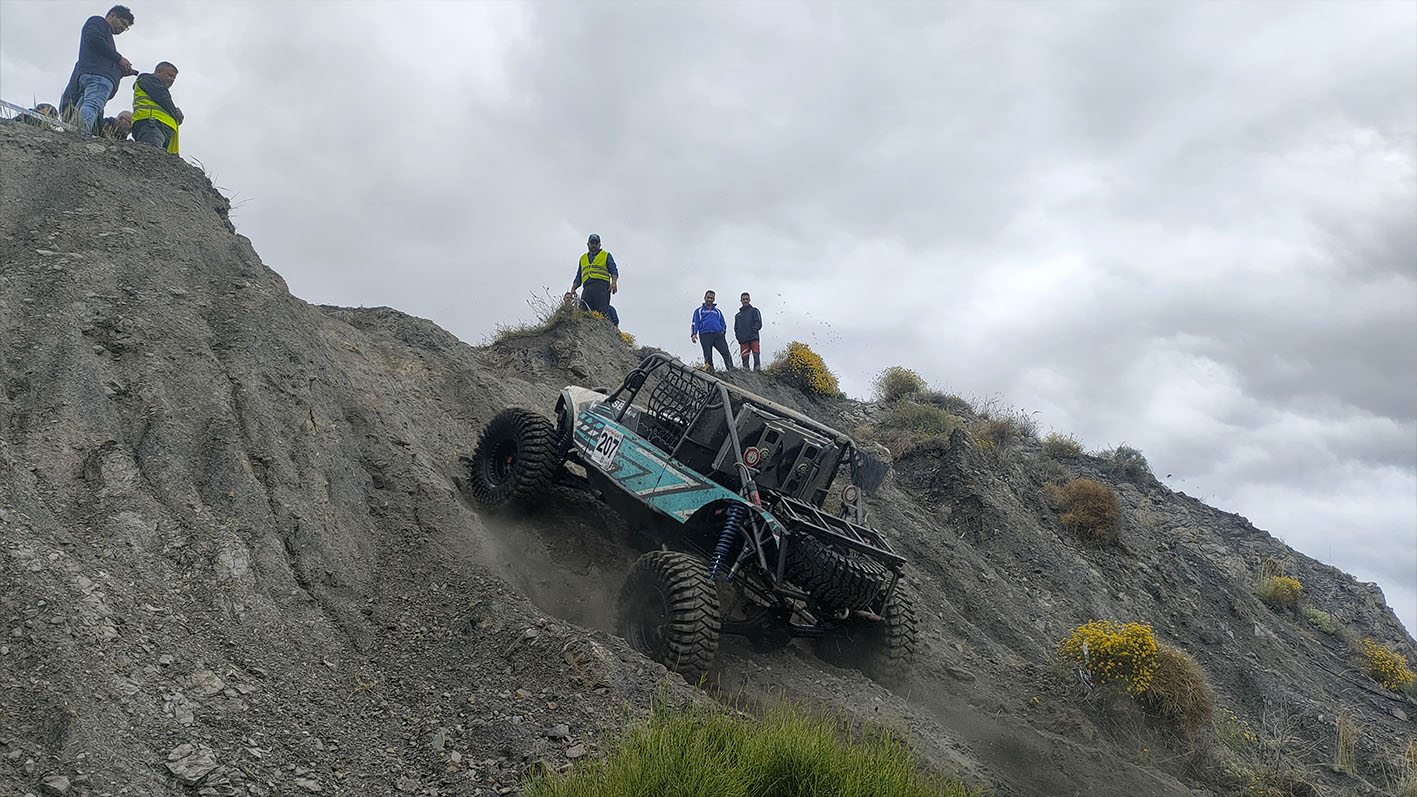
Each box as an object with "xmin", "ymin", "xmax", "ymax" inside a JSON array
[
  {"xmin": 467, "ymin": 408, "xmax": 559, "ymax": 508},
  {"xmin": 783, "ymin": 533, "xmax": 890, "ymax": 611}
]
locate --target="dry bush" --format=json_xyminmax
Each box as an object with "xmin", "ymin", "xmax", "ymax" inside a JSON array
[
  {"xmin": 1139, "ymin": 644, "xmax": 1214, "ymax": 732},
  {"xmin": 872, "ymin": 366, "xmax": 926, "ymax": 402},
  {"xmin": 1041, "ymin": 432, "xmax": 1084, "ymax": 459},
  {"xmin": 1393, "ymin": 739, "xmax": 1417, "ymax": 797},
  {"xmin": 1254, "ymin": 576, "xmax": 1302, "ymax": 611},
  {"xmin": 1048, "ymin": 478, "xmax": 1121, "ymax": 543},
  {"xmin": 767, "ymin": 341, "xmax": 840, "ymax": 397}
]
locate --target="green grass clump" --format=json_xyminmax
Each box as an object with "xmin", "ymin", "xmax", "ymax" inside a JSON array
[
  {"xmin": 913, "ymin": 390, "xmax": 974, "ymax": 416},
  {"xmin": 1301, "ymin": 606, "xmax": 1337, "ymax": 634},
  {"xmin": 1099, "ymin": 444, "xmax": 1153, "ymax": 483},
  {"xmin": 873, "ymin": 366, "xmax": 927, "ymax": 402},
  {"xmin": 883, "ymin": 400, "xmax": 962, "ymax": 438},
  {"xmin": 1041, "ymin": 432, "xmax": 1084, "ymax": 459},
  {"xmin": 524, "ymin": 700, "xmax": 983, "ymax": 797}
]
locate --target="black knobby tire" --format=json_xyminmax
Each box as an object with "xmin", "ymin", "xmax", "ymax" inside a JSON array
[
  {"xmin": 467, "ymin": 408, "xmax": 559, "ymax": 508},
  {"xmin": 815, "ymin": 582, "xmax": 919, "ymax": 686},
  {"xmin": 617, "ymin": 551, "xmax": 721, "ymax": 681},
  {"xmin": 784, "ymin": 533, "xmax": 891, "ymax": 611}
]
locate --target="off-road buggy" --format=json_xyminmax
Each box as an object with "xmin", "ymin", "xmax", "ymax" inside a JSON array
[{"xmin": 465, "ymin": 353, "xmax": 917, "ymax": 682}]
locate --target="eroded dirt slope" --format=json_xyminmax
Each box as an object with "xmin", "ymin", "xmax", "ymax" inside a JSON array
[{"xmin": 2, "ymin": 120, "xmax": 1413, "ymax": 797}]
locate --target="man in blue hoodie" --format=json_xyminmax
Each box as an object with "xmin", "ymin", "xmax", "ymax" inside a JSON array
[
  {"xmin": 59, "ymin": 6, "xmax": 137, "ymax": 135},
  {"xmin": 690, "ymin": 290, "xmax": 733, "ymax": 371}
]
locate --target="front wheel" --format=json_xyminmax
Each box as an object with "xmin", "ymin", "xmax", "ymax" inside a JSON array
[
  {"xmin": 467, "ymin": 408, "xmax": 559, "ymax": 508},
  {"xmin": 617, "ymin": 551, "xmax": 721, "ymax": 682}
]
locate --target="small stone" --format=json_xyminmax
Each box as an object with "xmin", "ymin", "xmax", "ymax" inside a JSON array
[
  {"xmin": 565, "ymin": 744, "xmax": 587, "ymax": 759},
  {"xmin": 1392, "ymin": 707, "xmax": 1409, "ymax": 722},
  {"xmin": 165, "ymin": 744, "xmax": 218, "ymax": 784},
  {"xmin": 1199, "ymin": 630, "xmax": 1224, "ymax": 646},
  {"xmin": 547, "ymin": 724, "xmax": 571, "ymax": 741},
  {"xmin": 40, "ymin": 774, "xmax": 71, "ymax": 795},
  {"xmin": 521, "ymin": 628, "xmax": 539, "ymax": 641},
  {"xmin": 430, "ymin": 728, "xmax": 446, "ymax": 751},
  {"xmin": 159, "ymin": 654, "xmax": 174, "ymax": 666},
  {"xmin": 514, "ymin": 689, "xmax": 531, "ymax": 700},
  {"xmin": 395, "ymin": 776, "xmax": 418, "ymax": 792},
  {"xmin": 448, "ymin": 751, "xmax": 462, "ymax": 764},
  {"xmin": 945, "ymin": 667, "xmax": 976, "ymax": 683},
  {"xmin": 292, "ymin": 776, "xmax": 322, "ymax": 792}
]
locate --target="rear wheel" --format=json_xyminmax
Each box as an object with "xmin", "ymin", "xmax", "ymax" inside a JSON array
[
  {"xmin": 814, "ymin": 582, "xmax": 918, "ymax": 686},
  {"xmin": 617, "ymin": 551, "xmax": 720, "ymax": 681},
  {"xmin": 467, "ymin": 408, "xmax": 559, "ymax": 508}
]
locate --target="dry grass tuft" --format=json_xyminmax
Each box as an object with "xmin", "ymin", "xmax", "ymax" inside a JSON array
[
  {"xmin": 1041, "ymin": 432, "xmax": 1084, "ymax": 459},
  {"xmin": 1335, "ymin": 712, "xmax": 1359, "ymax": 774},
  {"xmin": 1048, "ymin": 478, "xmax": 1121, "ymax": 543},
  {"xmin": 1139, "ymin": 644, "xmax": 1214, "ymax": 732}
]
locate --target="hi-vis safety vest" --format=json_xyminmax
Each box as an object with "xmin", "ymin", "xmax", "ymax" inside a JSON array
[
  {"xmin": 578, "ymin": 250, "xmax": 611, "ymax": 284},
  {"xmin": 132, "ymin": 82, "xmax": 180, "ymax": 154}
]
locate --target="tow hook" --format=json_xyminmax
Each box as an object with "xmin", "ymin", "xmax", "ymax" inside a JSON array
[{"xmin": 852, "ymin": 609, "xmax": 884, "ymax": 621}]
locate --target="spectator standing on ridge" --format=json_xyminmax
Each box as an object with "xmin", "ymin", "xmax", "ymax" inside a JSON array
[
  {"xmin": 690, "ymin": 290, "xmax": 733, "ymax": 371},
  {"xmin": 570, "ymin": 233, "xmax": 618, "ymax": 316},
  {"xmin": 97, "ymin": 109, "xmax": 132, "ymax": 140},
  {"xmin": 734, "ymin": 292, "xmax": 763, "ymax": 370},
  {"xmin": 59, "ymin": 6, "xmax": 136, "ymax": 135},
  {"xmin": 131, "ymin": 62, "xmax": 183, "ymax": 153}
]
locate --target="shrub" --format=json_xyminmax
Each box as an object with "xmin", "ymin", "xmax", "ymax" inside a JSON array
[
  {"xmin": 1215, "ymin": 707, "xmax": 1259, "ymax": 753},
  {"xmin": 971, "ymin": 417, "xmax": 1033, "ymax": 451},
  {"xmin": 523, "ymin": 699, "xmax": 983, "ymax": 797},
  {"xmin": 1100, "ymin": 444, "xmax": 1153, "ymax": 483},
  {"xmin": 1360, "ymin": 639, "xmax": 1415, "ymax": 691},
  {"xmin": 1301, "ymin": 606, "xmax": 1337, "ymax": 634},
  {"xmin": 619, "ymin": 330, "xmax": 636, "ymax": 346},
  {"xmin": 914, "ymin": 390, "xmax": 974, "ymax": 416},
  {"xmin": 1058, "ymin": 621, "xmax": 1159, "ymax": 696},
  {"xmin": 1048, "ymin": 478, "xmax": 1121, "ymax": 543},
  {"xmin": 1139, "ymin": 644, "xmax": 1214, "ymax": 731},
  {"xmin": 1254, "ymin": 576, "xmax": 1302, "ymax": 611},
  {"xmin": 768, "ymin": 341, "xmax": 840, "ymax": 397},
  {"xmin": 1041, "ymin": 432, "xmax": 1084, "ymax": 459},
  {"xmin": 1030, "ymin": 454, "xmax": 1068, "ymax": 484},
  {"xmin": 883, "ymin": 400, "xmax": 961, "ymax": 438},
  {"xmin": 1335, "ymin": 712, "xmax": 1358, "ymax": 774},
  {"xmin": 872, "ymin": 366, "xmax": 926, "ymax": 402}
]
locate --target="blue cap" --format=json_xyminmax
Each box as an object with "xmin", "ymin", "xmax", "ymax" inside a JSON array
[{"xmin": 588, "ymin": 233, "xmax": 600, "ymax": 243}]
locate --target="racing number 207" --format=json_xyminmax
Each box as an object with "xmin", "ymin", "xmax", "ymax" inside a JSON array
[{"xmin": 592, "ymin": 426, "xmax": 624, "ymax": 466}]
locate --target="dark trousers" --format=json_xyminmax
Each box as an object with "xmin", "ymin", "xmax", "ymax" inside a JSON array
[
  {"xmin": 699, "ymin": 331, "xmax": 733, "ymax": 370},
  {"xmin": 581, "ymin": 279, "xmax": 612, "ymax": 316},
  {"xmin": 132, "ymin": 118, "xmax": 172, "ymax": 150}
]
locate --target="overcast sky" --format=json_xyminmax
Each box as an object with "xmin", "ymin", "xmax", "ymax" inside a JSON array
[{"xmin": 3, "ymin": 0, "xmax": 1414, "ymax": 633}]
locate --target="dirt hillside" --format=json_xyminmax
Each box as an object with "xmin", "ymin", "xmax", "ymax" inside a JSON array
[{"xmin": 2, "ymin": 120, "xmax": 1413, "ymax": 796}]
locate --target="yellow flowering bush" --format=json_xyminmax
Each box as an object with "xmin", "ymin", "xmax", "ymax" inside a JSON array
[
  {"xmin": 768, "ymin": 341, "xmax": 840, "ymax": 397},
  {"xmin": 1254, "ymin": 575, "xmax": 1301, "ymax": 610},
  {"xmin": 620, "ymin": 330, "xmax": 636, "ymax": 346},
  {"xmin": 1058, "ymin": 621, "xmax": 1159, "ymax": 695},
  {"xmin": 1360, "ymin": 639, "xmax": 1415, "ymax": 691}
]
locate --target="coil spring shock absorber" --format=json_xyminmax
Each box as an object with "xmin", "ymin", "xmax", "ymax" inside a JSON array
[{"xmin": 708, "ymin": 504, "xmax": 750, "ymax": 581}]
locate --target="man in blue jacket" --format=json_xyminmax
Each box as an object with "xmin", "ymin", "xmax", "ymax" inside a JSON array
[
  {"xmin": 690, "ymin": 290, "xmax": 733, "ymax": 371},
  {"xmin": 58, "ymin": 6, "xmax": 137, "ymax": 135}
]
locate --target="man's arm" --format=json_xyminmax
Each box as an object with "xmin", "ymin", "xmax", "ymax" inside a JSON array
[
  {"xmin": 570, "ymin": 263, "xmax": 583, "ymax": 291},
  {"xmin": 690, "ymin": 308, "xmax": 699, "ymax": 341},
  {"xmin": 606, "ymin": 253, "xmax": 619, "ymax": 294},
  {"xmin": 754, "ymin": 308, "xmax": 762, "ymax": 333}
]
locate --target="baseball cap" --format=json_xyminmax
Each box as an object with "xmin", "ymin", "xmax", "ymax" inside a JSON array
[{"xmin": 587, "ymin": 233, "xmax": 600, "ymax": 243}]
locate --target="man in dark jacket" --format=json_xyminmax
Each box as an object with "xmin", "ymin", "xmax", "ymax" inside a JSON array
[
  {"xmin": 59, "ymin": 6, "xmax": 136, "ymax": 135},
  {"xmin": 734, "ymin": 292, "xmax": 763, "ymax": 370},
  {"xmin": 690, "ymin": 290, "xmax": 733, "ymax": 371},
  {"xmin": 131, "ymin": 62, "xmax": 183, "ymax": 153},
  {"xmin": 96, "ymin": 110, "xmax": 132, "ymax": 140}
]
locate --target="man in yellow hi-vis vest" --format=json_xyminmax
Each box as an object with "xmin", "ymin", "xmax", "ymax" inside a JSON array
[
  {"xmin": 131, "ymin": 61, "xmax": 183, "ymax": 154},
  {"xmin": 568, "ymin": 233, "xmax": 619, "ymax": 317}
]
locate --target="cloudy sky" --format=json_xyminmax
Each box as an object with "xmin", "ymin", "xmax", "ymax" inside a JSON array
[{"xmin": 3, "ymin": 1, "xmax": 1414, "ymax": 632}]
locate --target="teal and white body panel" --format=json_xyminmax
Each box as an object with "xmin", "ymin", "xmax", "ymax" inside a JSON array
[{"xmin": 559, "ymin": 387, "xmax": 779, "ymax": 534}]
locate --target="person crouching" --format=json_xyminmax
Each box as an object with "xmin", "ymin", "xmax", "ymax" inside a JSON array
[{"xmin": 131, "ymin": 61, "xmax": 183, "ymax": 153}]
